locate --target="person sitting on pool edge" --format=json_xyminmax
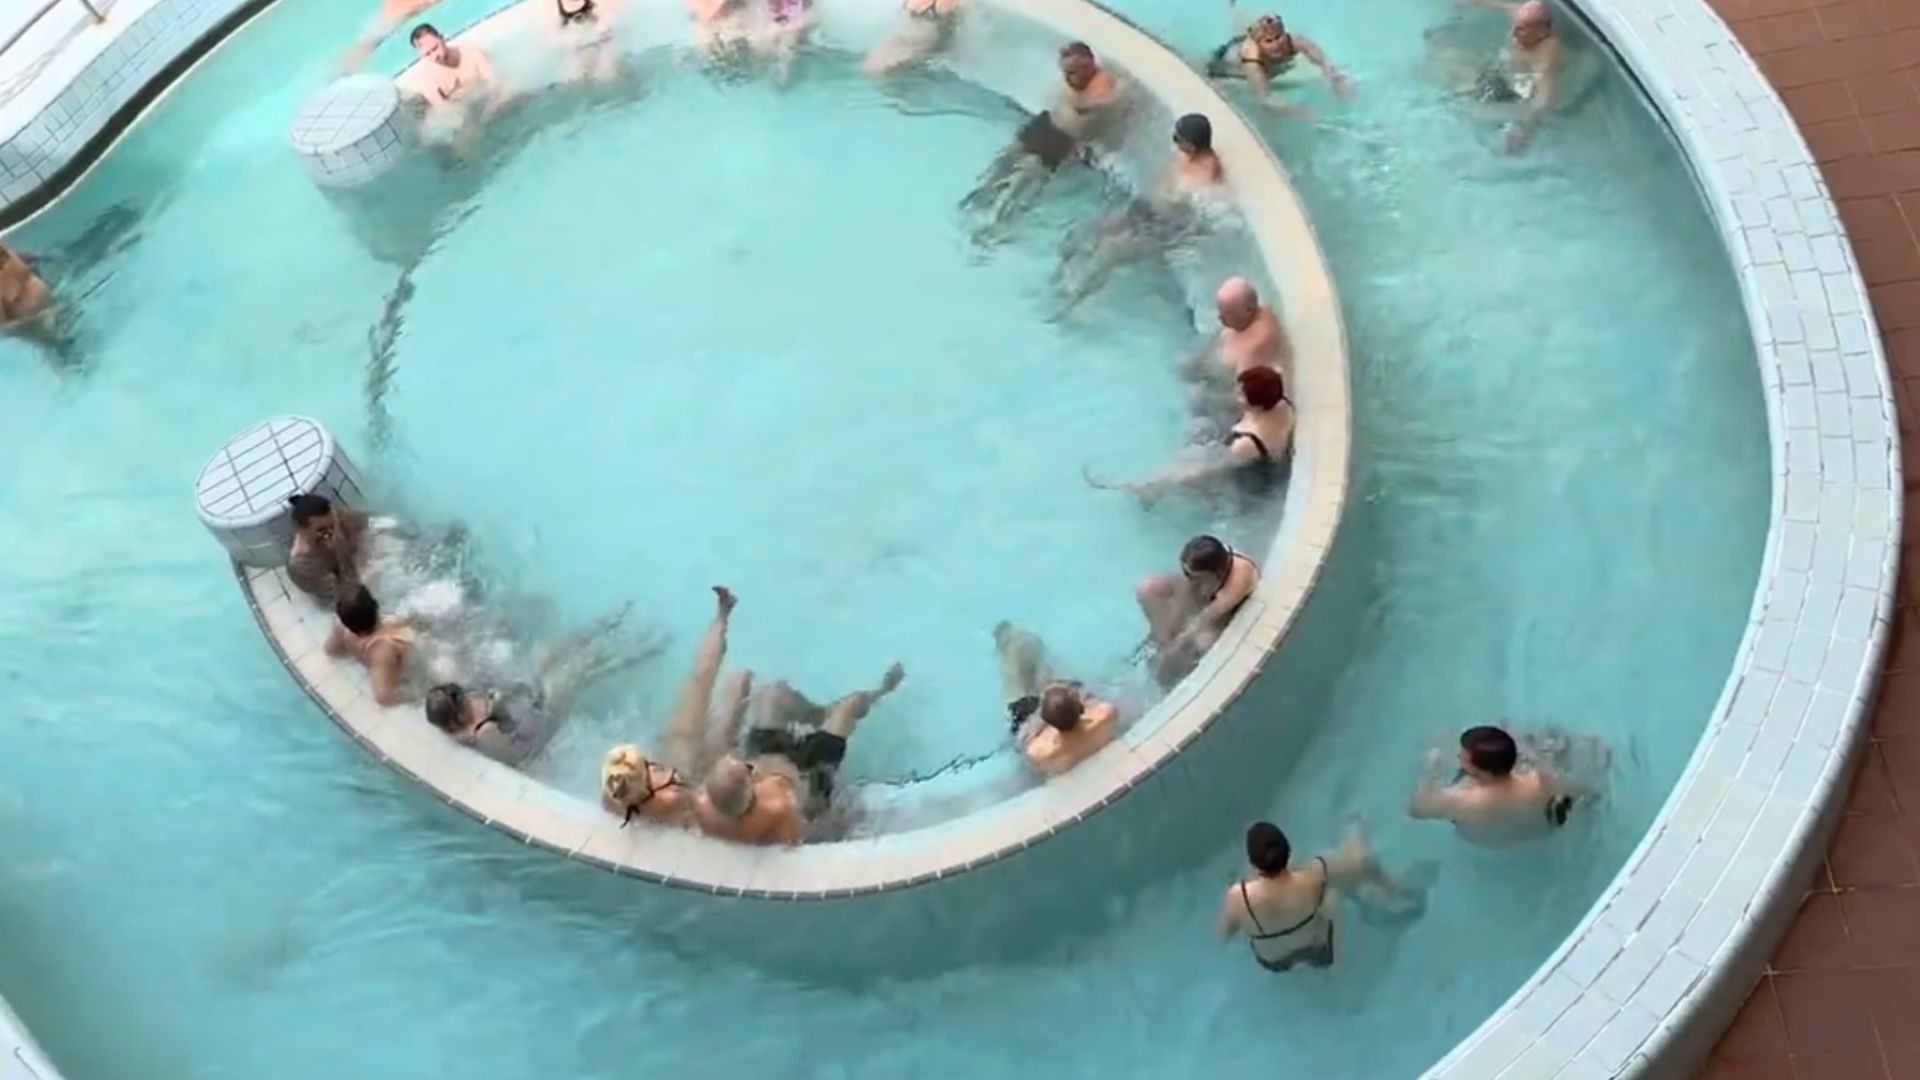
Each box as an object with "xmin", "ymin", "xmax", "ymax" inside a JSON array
[
  {"xmin": 995, "ymin": 621, "xmax": 1119, "ymax": 775},
  {"xmin": 325, "ymin": 584, "xmax": 419, "ymax": 707},
  {"xmin": 1087, "ymin": 365, "xmax": 1293, "ymax": 504},
  {"xmin": 694, "ymin": 660, "xmax": 908, "ymax": 845},
  {"xmin": 1134, "ymin": 535, "xmax": 1259, "ymax": 687},
  {"xmin": 1409, "ymin": 724, "xmax": 1596, "ymax": 844},
  {"xmin": 1206, "ymin": 12, "xmax": 1352, "ymax": 113},
  {"xmin": 286, "ymin": 493, "xmax": 369, "ymax": 605},
  {"xmin": 1217, "ymin": 819, "xmax": 1427, "ymax": 972},
  {"xmin": 959, "ymin": 41, "xmax": 1125, "ymax": 244},
  {"xmin": 600, "ymin": 586, "xmax": 753, "ymax": 824}
]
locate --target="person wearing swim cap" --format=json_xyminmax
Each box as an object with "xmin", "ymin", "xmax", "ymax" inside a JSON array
[
  {"xmin": 1409, "ymin": 724, "xmax": 1603, "ymax": 843},
  {"xmin": 1428, "ymin": 0, "xmax": 1562, "ymax": 152},
  {"xmin": 1050, "ymin": 112, "xmax": 1226, "ymax": 315},
  {"xmin": 959, "ymin": 42, "xmax": 1125, "ymax": 244},
  {"xmin": 1205, "ymin": 11, "xmax": 1352, "ymax": 113}
]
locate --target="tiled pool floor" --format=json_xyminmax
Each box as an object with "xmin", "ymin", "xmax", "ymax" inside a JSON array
[
  {"xmin": 1694, "ymin": 0, "xmax": 1920, "ymax": 1047},
  {"xmin": 1695, "ymin": 1, "xmax": 1919, "ymax": 1076}
]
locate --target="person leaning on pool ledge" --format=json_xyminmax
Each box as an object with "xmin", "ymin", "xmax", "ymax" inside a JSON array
[
  {"xmin": 1409, "ymin": 724, "xmax": 1599, "ymax": 844},
  {"xmin": 994, "ymin": 622, "xmax": 1119, "ymax": 775},
  {"xmin": 1088, "ymin": 365, "xmax": 1295, "ymax": 504},
  {"xmin": 1205, "ymin": 12, "xmax": 1353, "ymax": 115},
  {"xmin": 693, "ymin": 660, "xmax": 907, "ymax": 845},
  {"xmin": 325, "ymin": 584, "xmax": 419, "ymax": 707},
  {"xmin": 1134, "ymin": 535, "xmax": 1259, "ymax": 687},
  {"xmin": 286, "ymin": 493, "xmax": 368, "ymax": 605}
]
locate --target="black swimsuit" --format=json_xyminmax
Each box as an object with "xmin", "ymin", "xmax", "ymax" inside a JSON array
[
  {"xmin": 1224, "ymin": 424, "xmax": 1287, "ymax": 496},
  {"xmin": 1240, "ymin": 859, "xmax": 1335, "ymax": 972},
  {"xmin": 619, "ymin": 765, "xmax": 688, "ymax": 825}
]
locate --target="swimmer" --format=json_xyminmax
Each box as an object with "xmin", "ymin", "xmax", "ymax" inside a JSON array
[
  {"xmin": 1206, "ymin": 12, "xmax": 1352, "ymax": 113},
  {"xmin": 695, "ymin": 661, "xmax": 907, "ymax": 845},
  {"xmin": 754, "ymin": 0, "xmax": 813, "ymax": 83},
  {"xmin": 410, "ymin": 24, "xmax": 507, "ymax": 125},
  {"xmin": 552, "ymin": 0, "xmax": 626, "ymax": 83},
  {"xmin": 286, "ymin": 493, "xmax": 369, "ymax": 605},
  {"xmin": 1409, "ymin": 724, "xmax": 1597, "ymax": 844},
  {"xmin": 958, "ymin": 42, "xmax": 1125, "ymax": 243},
  {"xmin": 424, "ymin": 606, "xmax": 666, "ymax": 769},
  {"xmin": 600, "ymin": 586, "xmax": 753, "ymax": 823},
  {"xmin": 1051, "ymin": 112, "xmax": 1226, "ymax": 315},
  {"xmin": 688, "ymin": 0, "xmax": 751, "ymax": 62},
  {"xmin": 0, "ymin": 242, "xmax": 54, "ymax": 332},
  {"xmin": 1431, "ymin": 0, "xmax": 1562, "ymax": 152},
  {"xmin": 1088, "ymin": 364, "xmax": 1294, "ymax": 504},
  {"xmin": 862, "ymin": 0, "xmax": 962, "ymax": 76},
  {"xmin": 1217, "ymin": 820, "xmax": 1427, "ymax": 972},
  {"xmin": 1133, "ymin": 536, "xmax": 1259, "ymax": 687},
  {"xmin": 325, "ymin": 584, "xmax": 420, "ymax": 707},
  {"xmin": 995, "ymin": 622, "xmax": 1119, "ymax": 776}
]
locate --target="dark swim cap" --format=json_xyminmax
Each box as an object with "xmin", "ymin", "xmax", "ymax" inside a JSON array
[{"xmin": 1174, "ymin": 112, "xmax": 1213, "ymax": 151}]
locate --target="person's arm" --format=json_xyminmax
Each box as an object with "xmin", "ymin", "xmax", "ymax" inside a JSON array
[
  {"xmin": 1191, "ymin": 555, "xmax": 1258, "ymax": 628},
  {"xmin": 1504, "ymin": 44, "xmax": 1559, "ymax": 152},
  {"xmin": 1090, "ymin": 440, "xmax": 1261, "ymax": 504},
  {"xmin": 1292, "ymin": 34, "xmax": 1353, "ymax": 98},
  {"xmin": 1409, "ymin": 750, "xmax": 1466, "ymax": 819},
  {"xmin": 473, "ymin": 50, "xmax": 508, "ymax": 115},
  {"xmin": 1215, "ymin": 884, "xmax": 1245, "ymax": 939},
  {"xmin": 325, "ymin": 622, "xmax": 353, "ymax": 658},
  {"xmin": 368, "ymin": 642, "xmax": 407, "ymax": 707}
]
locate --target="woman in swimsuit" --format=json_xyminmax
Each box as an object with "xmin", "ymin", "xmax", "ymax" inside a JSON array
[
  {"xmin": 1217, "ymin": 820, "xmax": 1423, "ymax": 971},
  {"xmin": 1130, "ymin": 535, "xmax": 1260, "ymax": 687},
  {"xmin": 1206, "ymin": 13, "xmax": 1351, "ymax": 111},
  {"xmin": 1085, "ymin": 364, "xmax": 1294, "ymax": 506},
  {"xmin": 862, "ymin": 0, "xmax": 963, "ymax": 75},
  {"xmin": 325, "ymin": 584, "xmax": 421, "ymax": 707},
  {"xmin": 553, "ymin": 0, "xmax": 623, "ymax": 82},
  {"xmin": 601, "ymin": 745, "xmax": 696, "ymax": 824}
]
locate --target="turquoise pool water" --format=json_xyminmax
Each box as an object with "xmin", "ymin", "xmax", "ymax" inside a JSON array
[{"xmin": 0, "ymin": 0, "xmax": 1766, "ymax": 1075}]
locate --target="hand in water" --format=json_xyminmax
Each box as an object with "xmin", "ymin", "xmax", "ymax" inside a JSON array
[{"xmin": 1330, "ymin": 71, "xmax": 1356, "ymax": 100}]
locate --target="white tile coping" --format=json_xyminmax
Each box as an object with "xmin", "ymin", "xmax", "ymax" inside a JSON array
[
  {"xmin": 229, "ymin": 0, "xmax": 1352, "ymax": 897},
  {"xmin": 0, "ymin": 994, "xmax": 58, "ymax": 1080},
  {"xmin": 1416, "ymin": 1, "xmax": 1901, "ymax": 1078}
]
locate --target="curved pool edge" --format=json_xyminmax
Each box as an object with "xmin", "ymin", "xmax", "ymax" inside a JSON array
[
  {"xmin": 226, "ymin": 0, "xmax": 1352, "ymax": 898},
  {"xmin": 1419, "ymin": 1, "xmax": 1901, "ymax": 1077},
  {"xmin": 0, "ymin": 994, "xmax": 59, "ymax": 1080}
]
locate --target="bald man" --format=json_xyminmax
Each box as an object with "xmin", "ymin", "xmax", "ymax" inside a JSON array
[{"xmin": 1450, "ymin": 0, "xmax": 1562, "ymax": 152}]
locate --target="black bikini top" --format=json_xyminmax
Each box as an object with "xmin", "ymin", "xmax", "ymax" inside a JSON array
[
  {"xmin": 620, "ymin": 765, "xmax": 687, "ymax": 826},
  {"xmin": 558, "ymin": 0, "xmax": 596, "ymax": 24}
]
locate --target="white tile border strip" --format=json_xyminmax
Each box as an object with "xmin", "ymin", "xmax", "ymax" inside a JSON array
[
  {"xmin": 0, "ymin": 994, "xmax": 57, "ymax": 1080},
  {"xmin": 1419, "ymin": 1, "xmax": 1901, "ymax": 1078},
  {"xmin": 227, "ymin": 0, "xmax": 1352, "ymax": 897}
]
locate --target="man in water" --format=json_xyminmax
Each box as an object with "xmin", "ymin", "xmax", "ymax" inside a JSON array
[
  {"xmin": 325, "ymin": 584, "xmax": 419, "ymax": 707},
  {"xmin": 424, "ymin": 605, "xmax": 668, "ymax": 770},
  {"xmin": 600, "ymin": 586, "xmax": 753, "ymax": 823},
  {"xmin": 286, "ymin": 493, "xmax": 369, "ymax": 604},
  {"xmin": 1431, "ymin": 0, "xmax": 1562, "ymax": 152},
  {"xmin": 959, "ymin": 41, "xmax": 1125, "ymax": 243},
  {"xmin": 995, "ymin": 622, "xmax": 1119, "ymax": 775},
  {"xmin": 1177, "ymin": 276, "xmax": 1291, "ymax": 429},
  {"xmin": 408, "ymin": 23, "xmax": 507, "ymax": 139},
  {"xmin": 1134, "ymin": 535, "xmax": 1259, "ymax": 687},
  {"xmin": 1217, "ymin": 819, "xmax": 1426, "ymax": 972},
  {"xmin": 1051, "ymin": 112, "xmax": 1227, "ymax": 315},
  {"xmin": 1409, "ymin": 724, "xmax": 1594, "ymax": 843},
  {"xmin": 694, "ymin": 659, "xmax": 907, "ymax": 845}
]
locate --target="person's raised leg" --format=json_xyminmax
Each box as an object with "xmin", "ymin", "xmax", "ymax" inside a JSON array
[
  {"xmin": 695, "ymin": 668, "xmax": 755, "ymax": 776},
  {"xmin": 1135, "ymin": 572, "xmax": 1192, "ymax": 648},
  {"xmin": 657, "ymin": 586, "xmax": 737, "ymax": 773},
  {"xmin": 994, "ymin": 621, "xmax": 1051, "ymax": 703},
  {"xmin": 819, "ymin": 662, "xmax": 907, "ymax": 741}
]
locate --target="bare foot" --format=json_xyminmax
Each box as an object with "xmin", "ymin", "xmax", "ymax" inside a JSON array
[
  {"xmin": 713, "ymin": 585, "xmax": 737, "ymax": 614},
  {"xmin": 878, "ymin": 662, "xmax": 906, "ymax": 695}
]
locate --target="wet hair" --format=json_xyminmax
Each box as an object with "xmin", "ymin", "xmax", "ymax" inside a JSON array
[
  {"xmin": 1180, "ymin": 534, "xmax": 1231, "ymax": 577},
  {"xmin": 1173, "ymin": 113, "xmax": 1213, "ymax": 152},
  {"xmin": 1059, "ymin": 41, "xmax": 1094, "ymax": 61},
  {"xmin": 335, "ymin": 584, "xmax": 381, "ymax": 637},
  {"xmin": 1253, "ymin": 13, "xmax": 1286, "ymax": 36},
  {"xmin": 602, "ymin": 745, "xmax": 649, "ymax": 807},
  {"xmin": 1039, "ymin": 684, "xmax": 1085, "ymax": 731},
  {"xmin": 409, "ymin": 22, "xmax": 444, "ymax": 45},
  {"xmin": 1246, "ymin": 821, "xmax": 1291, "ymax": 875},
  {"xmin": 424, "ymin": 684, "xmax": 464, "ymax": 732},
  {"xmin": 1238, "ymin": 365, "xmax": 1286, "ymax": 410},
  {"xmin": 287, "ymin": 492, "xmax": 333, "ymax": 528},
  {"xmin": 1461, "ymin": 725, "xmax": 1519, "ymax": 777}
]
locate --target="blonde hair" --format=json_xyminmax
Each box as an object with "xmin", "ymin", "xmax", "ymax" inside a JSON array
[{"xmin": 602, "ymin": 745, "xmax": 650, "ymax": 806}]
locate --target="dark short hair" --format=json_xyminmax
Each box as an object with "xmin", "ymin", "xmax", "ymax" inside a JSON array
[
  {"xmin": 1246, "ymin": 821, "xmax": 1290, "ymax": 875},
  {"xmin": 1059, "ymin": 41, "xmax": 1094, "ymax": 61},
  {"xmin": 1238, "ymin": 365, "xmax": 1286, "ymax": 410},
  {"xmin": 1173, "ymin": 113, "xmax": 1213, "ymax": 152},
  {"xmin": 288, "ymin": 492, "xmax": 333, "ymax": 527},
  {"xmin": 1461, "ymin": 725, "xmax": 1519, "ymax": 777},
  {"xmin": 1039, "ymin": 684, "xmax": 1084, "ymax": 731},
  {"xmin": 336, "ymin": 584, "xmax": 381, "ymax": 637},
  {"xmin": 424, "ymin": 684, "xmax": 464, "ymax": 732},
  {"xmin": 1180, "ymin": 534, "xmax": 1231, "ymax": 576},
  {"xmin": 409, "ymin": 23, "xmax": 443, "ymax": 45}
]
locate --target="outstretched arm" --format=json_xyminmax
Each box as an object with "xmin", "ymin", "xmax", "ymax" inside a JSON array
[{"xmin": 1293, "ymin": 35, "xmax": 1353, "ymax": 98}]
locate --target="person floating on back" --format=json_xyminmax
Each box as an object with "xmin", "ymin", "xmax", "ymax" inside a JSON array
[
  {"xmin": 326, "ymin": 584, "xmax": 420, "ymax": 707},
  {"xmin": 1133, "ymin": 535, "xmax": 1260, "ymax": 687}
]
